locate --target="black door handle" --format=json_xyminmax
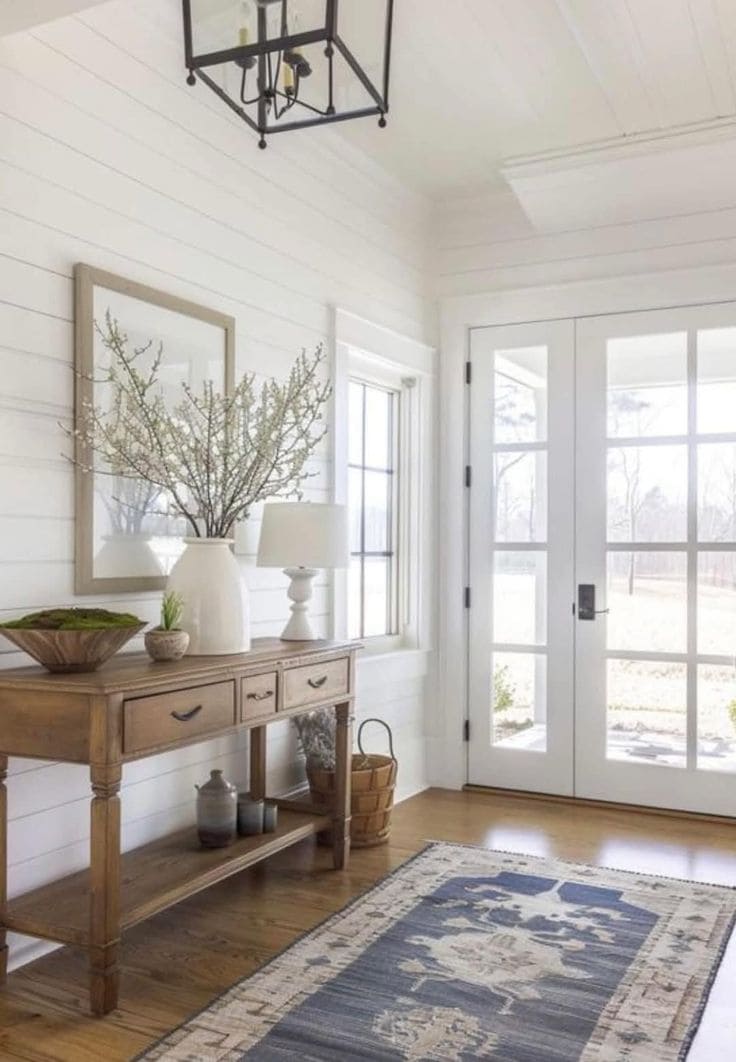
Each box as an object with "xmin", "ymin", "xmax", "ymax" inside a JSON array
[{"xmin": 577, "ymin": 584, "xmax": 609, "ymax": 621}]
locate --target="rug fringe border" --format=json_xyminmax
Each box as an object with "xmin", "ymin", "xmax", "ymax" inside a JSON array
[
  {"xmin": 135, "ymin": 839, "xmax": 736, "ymax": 1060},
  {"xmin": 421, "ymin": 839, "xmax": 736, "ymax": 891}
]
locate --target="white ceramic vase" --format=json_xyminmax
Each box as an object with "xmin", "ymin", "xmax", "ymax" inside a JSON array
[
  {"xmin": 94, "ymin": 533, "xmax": 163, "ymax": 580},
  {"xmin": 167, "ymin": 538, "xmax": 250, "ymax": 655}
]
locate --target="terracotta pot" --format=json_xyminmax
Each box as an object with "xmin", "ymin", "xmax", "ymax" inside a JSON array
[{"xmin": 144, "ymin": 628, "xmax": 190, "ymax": 662}]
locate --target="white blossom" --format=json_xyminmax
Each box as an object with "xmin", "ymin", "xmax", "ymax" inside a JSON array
[{"xmin": 69, "ymin": 312, "xmax": 331, "ymax": 539}]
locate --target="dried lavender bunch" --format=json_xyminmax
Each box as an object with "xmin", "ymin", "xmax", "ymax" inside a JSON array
[
  {"xmin": 71, "ymin": 312, "xmax": 331, "ymax": 539},
  {"xmin": 294, "ymin": 708, "xmax": 336, "ymax": 771}
]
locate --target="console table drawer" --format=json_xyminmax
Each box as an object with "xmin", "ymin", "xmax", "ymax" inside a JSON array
[
  {"xmin": 242, "ymin": 671, "xmax": 278, "ymax": 721},
  {"xmin": 283, "ymin": 658, "xmax": 349, "ymax": 709},
  {"xmin": 123, "ymin": 681, "xmax": 236, "ymax": 754}
]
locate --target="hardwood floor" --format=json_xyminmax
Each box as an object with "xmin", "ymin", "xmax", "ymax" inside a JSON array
[{"xmin": 1, "ymin": 786, "xmax": 735, "ymax": 1060}]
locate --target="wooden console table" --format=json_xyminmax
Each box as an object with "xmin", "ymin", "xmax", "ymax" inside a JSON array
[{"xmin": 0, "ymin": 637, "xmax": 359, "ymax": 1015}]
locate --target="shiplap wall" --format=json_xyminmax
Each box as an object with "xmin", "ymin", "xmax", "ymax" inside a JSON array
[
  {"xmin": 436, "ymin": 184, "xmax": 736, "ymax": 298},
  {"xmin": 0, "ymin": 0, "xmax": 434, "ymax": 969}
]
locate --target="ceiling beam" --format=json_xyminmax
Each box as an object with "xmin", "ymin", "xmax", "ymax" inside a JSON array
[{"xmin": 0, "ymin": 1, "xmax": 111, "ymax": 38}]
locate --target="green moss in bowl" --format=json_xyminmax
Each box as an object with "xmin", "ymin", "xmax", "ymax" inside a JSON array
[
  {"xmin": 0, "ymin": 608, "xmax": 144, "ymax": 631},
  {"xmin": 0, "ymin": 609, "xmax": 146, "ymax": 673}
]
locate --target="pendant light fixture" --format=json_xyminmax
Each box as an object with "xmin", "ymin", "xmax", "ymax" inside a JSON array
[{"xmin": 182, "ymin": 0, "xmax": 394, "ymax": 149}]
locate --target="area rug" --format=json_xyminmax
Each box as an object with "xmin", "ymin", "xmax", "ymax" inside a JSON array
[{"xmin": 139, "ymin": 843, "xmax": 736, "ymax": 1061}]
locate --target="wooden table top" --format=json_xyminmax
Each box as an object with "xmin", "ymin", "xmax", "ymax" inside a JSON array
[{"xmin": 0, "ymin": 637, "xmax": 361, "ymax": 694}]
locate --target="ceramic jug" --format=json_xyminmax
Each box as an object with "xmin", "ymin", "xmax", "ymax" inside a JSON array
[{"xmin": 195, "ymin": 769, "xmax": 237, "ymax": 848}]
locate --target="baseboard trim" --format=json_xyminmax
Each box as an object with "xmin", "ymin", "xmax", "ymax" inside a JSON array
[{"xmin": 462, "ymin": 784, "xmax": 736, "ymax": 826}]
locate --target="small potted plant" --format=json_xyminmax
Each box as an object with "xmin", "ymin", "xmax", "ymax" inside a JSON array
[{"xmin": 144, "ymin": 591, "xmax": 189, "ymax": 662}]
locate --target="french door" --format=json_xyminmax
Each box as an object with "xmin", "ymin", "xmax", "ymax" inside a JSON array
[
  {"xmin": 468, "ymin": 321, "xmax": 575, "ymax": 795},
  {"xmin": 469, "ymin": 304, "xmax": 736, "ymax": 816}
]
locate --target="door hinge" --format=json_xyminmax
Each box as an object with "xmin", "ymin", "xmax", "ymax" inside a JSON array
[
  {"xmin": 464, "ymin": 586, "xmax": 471, "ymax": 609},
  {"xmin": 465, "ymin": 360, "xmax": 472, "ymax": 385},
  {"xmin": 463, "ymin": 719, "xmax": 470, "ymax": 742},
  {"xmin": 464, "ymin": 464, "xmax": 472, "ymax": 488}
]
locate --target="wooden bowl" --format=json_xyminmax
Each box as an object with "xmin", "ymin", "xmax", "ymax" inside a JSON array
[{"xmin": 0, "ymin": 624, "xmax": 146, "ymax": 673}]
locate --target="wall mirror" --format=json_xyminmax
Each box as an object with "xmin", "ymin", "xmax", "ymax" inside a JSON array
[{"xmin": 74, "ymin": 264, "xmax": 235, "ymax": 595}]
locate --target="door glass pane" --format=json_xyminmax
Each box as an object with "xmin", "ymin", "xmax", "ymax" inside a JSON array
[
  {"xmin": 494, "ymin": 345, "xmax": 548, "ymax": 444},
  {"xmin": 607, "ymin": 333, "xmax": 687, "ymax": 437},
  {"xmin": 607, "ymin": 552, "xmax": 687, "ymax": 653},
  {"xmin": 491, "ymin": 651, "xmax": 547, "ymax": 751},
  {"xmin": 607, "ymin": 445, "xmax": 687, "ymax": 541},
  {"xmin": 698, "ymin": 664, "xmax": 736, "ymax": 773},
  {"xmin": 494, "ymin": 452, "xmax": 547, "ymax": 542},
  {"xmin": 493, "ymin": 551, "xmax": 547, "ymax": 645},
  {"xmin": 697, "ymin": 328, "xmax": 736, "ymax": 434},
  {"xmin": 698, "ymin": 443, "xmax": 736, "ymax": 541},
  {"xmin": 698, "ymin": 552, "xmax": 736, "ymax": 656},
  {"xmin": 607, "ymin": 659, "xmax": 686, "ymax": 768}
]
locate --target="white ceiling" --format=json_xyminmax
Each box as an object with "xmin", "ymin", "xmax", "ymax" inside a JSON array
[
  {"xmin": 338, "ymin": 0, "xmax": 736, "ymax": 200},
  {"xmin": 0, "ymin": 0, "xmax": 109, "ymax": 37},
  {"xmin": 8, "ymin": 0, "xmax": 736, "ymax": 211}
]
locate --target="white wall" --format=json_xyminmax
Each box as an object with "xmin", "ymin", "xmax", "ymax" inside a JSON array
[{"xmin": 0, "ymin": 0, "xmax": 435, "ymax": 970}]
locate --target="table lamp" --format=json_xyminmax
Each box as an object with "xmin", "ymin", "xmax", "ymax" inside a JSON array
[{"xmin": 256, "ymin": 502, "xmax": 349, "ymax": 641}]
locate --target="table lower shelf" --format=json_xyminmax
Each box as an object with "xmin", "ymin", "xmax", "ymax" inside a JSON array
[{"xmin": 5, "ymin": 805, "xmax": 328, "ymax": 948}]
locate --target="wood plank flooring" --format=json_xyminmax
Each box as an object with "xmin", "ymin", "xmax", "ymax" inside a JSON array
[{"xmin": 1, "ymin": 787, "xmax": 735, "ymax": 1060}]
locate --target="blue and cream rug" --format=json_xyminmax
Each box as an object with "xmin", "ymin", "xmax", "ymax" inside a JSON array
[{"xmin": 141, "ymin": 843, "xmax": 736, "ymax": 1060}]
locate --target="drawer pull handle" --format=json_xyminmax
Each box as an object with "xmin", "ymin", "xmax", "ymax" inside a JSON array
[
  {"xmin": 247, "ymin": 690, "xmax": 274, "ymax": 701},
  {"xmin": 171, "ymin": 705, "xmax": 203, "ymax": 723},
  {"xmin": 307, "ymin": 675, "xmax": 328, "ymax": 689}
]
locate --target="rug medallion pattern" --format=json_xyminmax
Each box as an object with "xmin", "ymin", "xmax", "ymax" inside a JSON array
[{"xmin": 140, "ymin": 843, "xmax": 735, "ymax": 1060}]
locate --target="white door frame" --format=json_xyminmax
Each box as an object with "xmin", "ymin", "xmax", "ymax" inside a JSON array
[{"xmin": 434, "ymin": 259, "xmax": 736, "ymax": 796}]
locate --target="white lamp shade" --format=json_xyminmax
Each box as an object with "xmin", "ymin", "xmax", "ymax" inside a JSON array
[{"xmin": 257, "ymin": 503, "xmax": 349, "ymax": 569}]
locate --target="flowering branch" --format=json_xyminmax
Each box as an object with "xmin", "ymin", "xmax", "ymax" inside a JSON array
[{"xmin": 70, "ymin": 312, "xmax": 331, "ymax": 538}]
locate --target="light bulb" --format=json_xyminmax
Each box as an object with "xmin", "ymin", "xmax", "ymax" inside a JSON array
[{"xmin": 238, "ymin": 0, "xmax": 255, "ymax": 45}]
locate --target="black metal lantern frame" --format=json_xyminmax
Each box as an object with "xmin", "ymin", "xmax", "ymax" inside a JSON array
[{"xmin": 182, "ymin": 0, "xmax": 394, "ymax": 148}]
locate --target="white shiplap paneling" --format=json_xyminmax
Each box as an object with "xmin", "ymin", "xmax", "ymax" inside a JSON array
[{"xmin": 0, "ymin": 0, "xmax": 434, "ymax": 971}]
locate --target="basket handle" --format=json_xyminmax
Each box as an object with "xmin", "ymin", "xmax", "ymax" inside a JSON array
[{"xmin": 357, "ymin": 718, "xmax": 396, "ymax": 763}]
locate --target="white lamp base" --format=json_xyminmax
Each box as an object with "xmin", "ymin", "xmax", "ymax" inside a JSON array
[{"xmin": 281, "ymin": 567, "xmax": 319, "ymax": 641}]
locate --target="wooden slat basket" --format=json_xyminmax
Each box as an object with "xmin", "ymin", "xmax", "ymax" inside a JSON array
[{"xmin": 307, "ymin": 718, "xmax": 397, "ymax": 848}]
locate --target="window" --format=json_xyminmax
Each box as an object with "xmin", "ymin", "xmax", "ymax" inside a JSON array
[
  {"xmin": 347, "ymin": 379, "xmax": 400, "ymax": 639},
  {"xmin": 335, "ymin": 308, "xmax": 434, "ymax": 655}
]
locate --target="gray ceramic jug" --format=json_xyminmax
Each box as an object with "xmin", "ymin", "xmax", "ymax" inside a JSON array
[{"xmin": 195, "ymin": 769, "xmax": 237, "ymax": 848}]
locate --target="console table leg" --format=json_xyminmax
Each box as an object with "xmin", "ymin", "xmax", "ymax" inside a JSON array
[
  {"xmin": 89, "ymin": 764, "xmax": 121, "ymax": 1016},
  {"xmin": 0, "ymin": 754, "xmax": 8, "ymax": 982},
  {"xmin": 333, "ymin": 703, "xmax": 352, "ymax": 870},
  {"xmin": 250, "ymin": 726, "xmax": 267, "ymax": 801}
]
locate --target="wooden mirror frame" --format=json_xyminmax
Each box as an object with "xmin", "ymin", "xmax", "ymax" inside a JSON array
[{"xmin": 74, "ymin": 264, "xmax": 236, "ymax": 595}]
